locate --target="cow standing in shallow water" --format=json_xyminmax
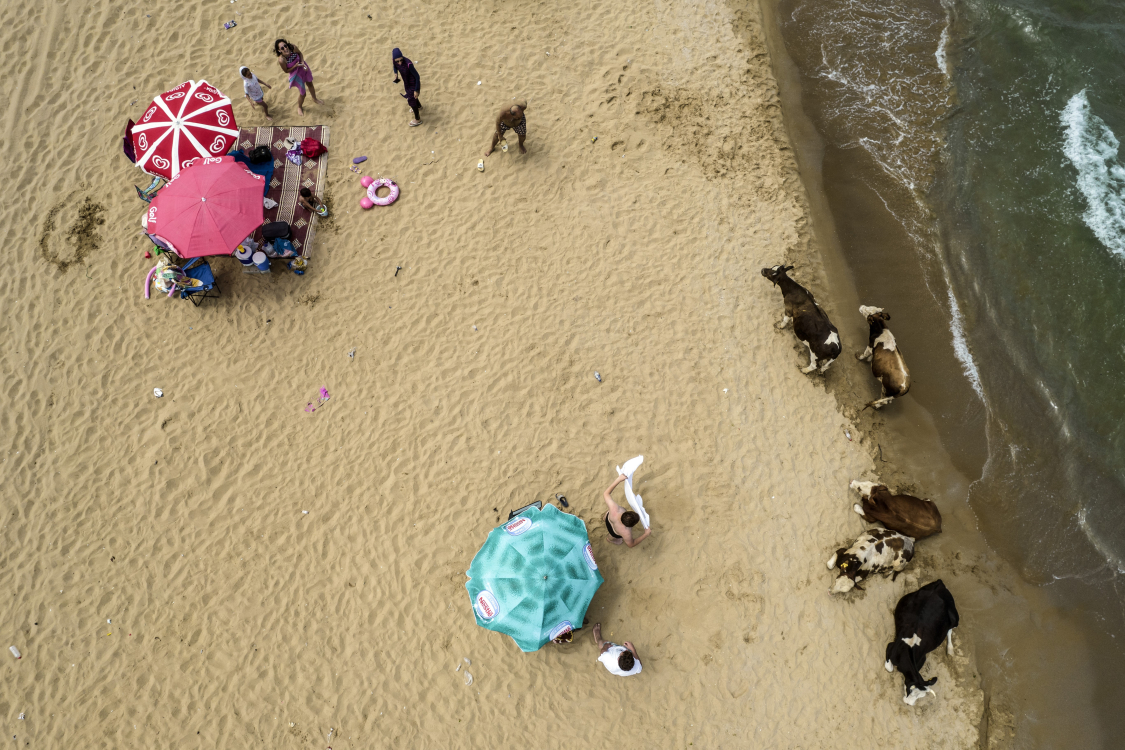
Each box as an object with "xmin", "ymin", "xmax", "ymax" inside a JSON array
[
  {"xmin": 857, "ymin": 306, "xmax": 911, "ymax": 409},
  {"xmin": 850, "ymin": 480, "xmax": 942, "ymax": 539},
  {"xmin": 761, "ymin": 265, "xmax": 842, "ymax": 374},
  {"xmin": 826, "ymin": 528, "xmax": 915, "ymax": 594},
  {"xmin": 886, "ymin": 579, "xmax": 959, "ymax": 706}
]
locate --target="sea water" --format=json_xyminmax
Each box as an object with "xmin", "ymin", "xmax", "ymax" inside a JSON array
[{"xmin": 776, "ymin": 0, "xmax": 1125, "ymax": 743}]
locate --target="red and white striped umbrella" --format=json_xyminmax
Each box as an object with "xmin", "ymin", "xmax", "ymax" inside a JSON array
[{"xmin": 131, "ymin": 80, "xmax": 239, "ymax": 180}]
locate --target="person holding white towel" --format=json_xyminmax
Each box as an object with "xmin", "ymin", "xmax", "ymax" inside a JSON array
[{"xmin": 601, "ymin": 474, "xmax": 652, "ymax": 547}]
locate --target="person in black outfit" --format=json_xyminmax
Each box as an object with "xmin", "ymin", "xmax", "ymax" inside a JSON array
[{"xmin": 392, "ymin": 47, "xmax": 422, "ymax": 126}]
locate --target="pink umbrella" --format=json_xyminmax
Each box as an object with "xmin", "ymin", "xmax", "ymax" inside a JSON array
[
  {"xmin": 145, "ymin": 157, "xmax": 265, "ymax": 259},
  {"xmin": 131, "ymin": 80, "xmax": 239, "ymax": 180}
]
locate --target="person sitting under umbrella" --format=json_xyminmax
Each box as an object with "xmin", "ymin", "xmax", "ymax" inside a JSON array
[{"xmin": 593, "ymin": 623, "xmax": 642, "ymax": 677}]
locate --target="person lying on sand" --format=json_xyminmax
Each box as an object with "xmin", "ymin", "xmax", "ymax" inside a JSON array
[
  {"xmin": 602, "ymin": 473, "xmax": 651, "ymax": 547},
  {"xmin": 485, "ymin": 100, "xmax": 528, "ymax": 156},
  {"xmin": 593, "ymin": 623, "xmax": 642, "ymax": 676},
  {"xmin": 240, "ymin": 66, "xmax": 272, "ymax": 120}
]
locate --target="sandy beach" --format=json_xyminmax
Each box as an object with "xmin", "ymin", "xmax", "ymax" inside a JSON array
[{"xmin": 1, "ymin": 0, "xmax": 996, "ymax": 747}]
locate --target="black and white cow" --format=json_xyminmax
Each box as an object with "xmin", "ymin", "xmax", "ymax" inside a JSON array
[
  {"xmin": 850, "ymin": 480, "xmax": 942, "ymax": 539},
  {"xmin": 761, "ymin": 265, "xmax": 842, "ymax": 374},
  {"xmin": 826, "ymin": 528, "xmax": 915, "ymax": 594},
  {"xmin": 857, "ymin": 306, "xmax": 911, "ymax": 409},
  {"xmin": 886, "ymin": 579, "xmax": 959, "ymax": 706}
]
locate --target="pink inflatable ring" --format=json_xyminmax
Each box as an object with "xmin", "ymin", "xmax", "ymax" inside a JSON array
[{"xmin": 366, "ymin": 178, "xmax": 399, "ymax": 207}]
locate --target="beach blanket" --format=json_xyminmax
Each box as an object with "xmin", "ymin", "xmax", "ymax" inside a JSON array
[
  {"xmin": 235, "ymin": 125, "xmax": 330, "ymax": 258},
  {"xmin": 616, "ymin": 455, "xmax": 651, "ymax": 529}
]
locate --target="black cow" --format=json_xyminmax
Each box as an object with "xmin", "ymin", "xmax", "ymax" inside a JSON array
[
  {"xmin": 885, "ymin": 579, "xmax": 959, "ymax": 706},
  {"xmin": 761, "ymin": 265, "xmax": 841, "ymax": 374},
  {"xmin": 857, "ymin": 306, "xmax": 911, "ymax": 409}
]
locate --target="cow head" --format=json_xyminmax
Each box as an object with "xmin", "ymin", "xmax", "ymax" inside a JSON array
[
  {"xmin": 860, "ymin": 306, "xmax": 890, "ymax": 324},
  {"xmin": 849, "ymin": 480, "xmax": 882, "ymax": 498},
  {"xmin": 761, "ymin": 265, "xmax": 794, "ymax": 286},
  {"xmin": 885, "ymin": 640, "xmax": 937, "ymax": 705},
  {"xmin": 827, "ymin": 548, "xmax": 863, "ymax": 594}
]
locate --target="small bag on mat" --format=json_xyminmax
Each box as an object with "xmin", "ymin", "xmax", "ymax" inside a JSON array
[
  {"xmin": 262, "ymin": 221, "xmax": 290, "ymax": 240},
  {"xmin": 272, "ymin": 238, "xmax": 297, "ymax": 258},
  {"xmin": 248, "ymin": 145, "xmax": 272, "ymax": 164}
]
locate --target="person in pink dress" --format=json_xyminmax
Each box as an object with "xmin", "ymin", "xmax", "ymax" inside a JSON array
[{"xmin": 273, "ymin": 39, "xmax": 323, "ymax": 115}]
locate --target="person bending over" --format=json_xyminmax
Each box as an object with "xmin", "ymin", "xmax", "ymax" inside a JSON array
[
  {"xmin": 601, "ymin": 473, "xmax": 651, "ymax": 547},
  {"xmin": 298, "ymin": 187, "xmax": 326, "ymax": 216},
  {"xmin": 593, "ymin": 623, "xmax": 642, "ymax": 677},
  {"xmin": 485, "ymin": 100, "xmax": 528, "ymax": 156}
]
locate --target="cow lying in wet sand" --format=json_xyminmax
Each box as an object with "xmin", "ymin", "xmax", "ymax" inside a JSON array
[
  {"xmin": 857, "ymin": 306, "xmax": 910, "ymax": 409},
  {"xmin": 850, "ymin": 480, "xmax": 942, "ymax": 539},
  {"xmin": 761, "ymin": 265, "xmax": 842, "ymax": 374},
  {"xmin": 886, "ymin": 579, "xmax": 959, "ymax": 706},
  {"xmin": 827, "ymin": 528, "xmax": 915, "ymax": 594}
]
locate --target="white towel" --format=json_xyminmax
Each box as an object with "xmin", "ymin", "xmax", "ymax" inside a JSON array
[{"xmin": 615, "ymin": 455, "xmax": 650, "ymax": 529}]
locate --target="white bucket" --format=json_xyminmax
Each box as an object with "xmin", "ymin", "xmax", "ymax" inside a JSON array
[
  {"xmin": 252, "ymin": 251, "xmax": 270, "ymax": 271},
  {"xmin": 234, "ymin": 246, "xmax": 254, "ymax": 266}
]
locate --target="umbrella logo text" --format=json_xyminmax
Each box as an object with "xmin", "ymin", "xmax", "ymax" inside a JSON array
[
  {"xmin": 474, "ymin": 590, "xmax": 500, "ymax": 621},
  {"xmin": 505, "ymin": 517, "xmax": 533, "ymax": 536},
  {"xmin": 583, "ymin": 542, "xmax": 598, "ymax": 571},
  {"xmin": 548, "ymin": 621, "xmax": 574, "ymax": 641}
]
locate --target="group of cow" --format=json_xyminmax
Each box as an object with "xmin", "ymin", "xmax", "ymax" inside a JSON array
[{"xmin": 761, "ymin": 264, "xmax": 961, "ymax": 707}]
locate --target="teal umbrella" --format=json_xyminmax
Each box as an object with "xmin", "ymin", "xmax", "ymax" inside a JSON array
[{"xmin": 465, "ymin": 504, "xmax": 604, "ymax": 652}]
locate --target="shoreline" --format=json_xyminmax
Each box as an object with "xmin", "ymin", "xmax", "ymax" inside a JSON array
[
  {"xmin": 1, "ymin": 0, "xmax": 1032, "ymax": 746},
  {"xmin": 758, "ymin": 0, "xmax": 1106, "ymax": 745}
]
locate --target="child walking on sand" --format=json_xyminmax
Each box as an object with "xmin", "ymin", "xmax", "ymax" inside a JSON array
[{"xmin": 240, "ymin": 66, "xmax": 273, "ymax": 120}]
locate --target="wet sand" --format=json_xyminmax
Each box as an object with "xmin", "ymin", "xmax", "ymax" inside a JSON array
[
  {"xmin": 761, "ymin": 0, "xmax": 1108, "ymax": 744},
  {"xmin": 3, "ymin": 0, "xmax": 991, "ymax": 746}
]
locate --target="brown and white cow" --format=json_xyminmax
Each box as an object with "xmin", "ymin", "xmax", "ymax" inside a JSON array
[
  {"xmin": 850, "ymin": 480, "xmax": 942, "ymax": 539},
  {"xmin": 827, "ymin": 528, "xmax": 915, "ymax": 594},
  {"xmin": 856, "ymin": 306, "xmax": 910, "ymax": 409},
  {"xmin": 761, "ymin": 265, "xmax": 842, "ymax": 374}
]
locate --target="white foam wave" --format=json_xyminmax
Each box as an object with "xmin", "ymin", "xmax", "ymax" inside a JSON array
[
  {"xmin": 947, "ymin": 287, "xmax": 984, "ymax": 400},
  {"xmin": 935, "ymin": 0, "xmax": 953, "ymax": 79},
  {"xmin": 1077, "ymin": 508, "xmax": 1125, "ymax": 575},
  {"xmin": 1061, "ymin": 90, "xmax": 1125, "ymax": 260}
]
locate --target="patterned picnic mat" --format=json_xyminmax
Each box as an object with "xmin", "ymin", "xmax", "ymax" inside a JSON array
[{"xmin": 236, "ymin": 125, "xmax": 330, "ymax": 258}]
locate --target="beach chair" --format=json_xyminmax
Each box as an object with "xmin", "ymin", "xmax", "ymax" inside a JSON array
[
  {"xmin": 135, "ymin": 175, "xmax": 164, "ymax": 203},
  {"xmin": 180, "ymin": 259, "xmax": 220, "ymax": 307},
  {"xmin": 507, "ymin": 500, "xmax": 543, "ymax": 520}
]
